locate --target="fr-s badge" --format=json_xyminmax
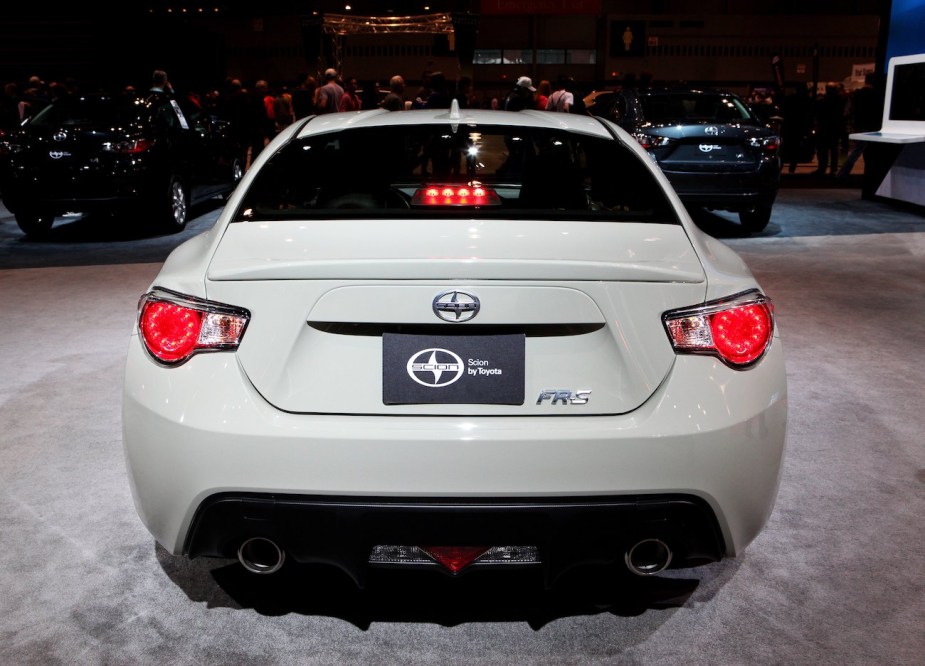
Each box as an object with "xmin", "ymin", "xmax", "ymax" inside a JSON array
[{"xmin": 536, "ymin": 389, "xmax": 591, "ymax": 405}]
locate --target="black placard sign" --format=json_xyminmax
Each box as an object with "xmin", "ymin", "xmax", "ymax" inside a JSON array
[{"xmin": 383, "ymin": 333, "xmax": 525, "ymax": 405}]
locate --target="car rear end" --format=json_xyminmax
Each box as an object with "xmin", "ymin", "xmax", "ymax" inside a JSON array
[
  {"xmin": 631, "ymin": 90, "xmax": 781, "ymax": 215},
  {"xmin": 122, "ymin": 108, "xmax": 787, "ymax": 587},
  {"xmin": 1, "ymin": 94, "xmax": 164, "ymax": 218}
]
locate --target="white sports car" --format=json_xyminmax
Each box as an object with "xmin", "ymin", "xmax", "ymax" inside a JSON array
[{"xmin": 122, "ymin": 101, "xmax": 787, "ymax": 587}]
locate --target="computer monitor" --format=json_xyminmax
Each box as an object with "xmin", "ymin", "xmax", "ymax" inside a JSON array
[
  {"xmin": 851, "ymin": 53, "xmax": 925, "ymax": 143},
  {"xmin": 884, "ymin": 55, "xmax": 925, "ymax": 124}
]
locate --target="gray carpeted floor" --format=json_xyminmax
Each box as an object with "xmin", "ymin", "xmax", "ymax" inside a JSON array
[{"xmin": 1, "ymin": 188, "xmax": 923, "ymax": 665}]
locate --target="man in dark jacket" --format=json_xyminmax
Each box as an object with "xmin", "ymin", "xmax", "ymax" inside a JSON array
[{"xmin": 504, "ymin": 76, "xmax": 536, "ymax": 111}]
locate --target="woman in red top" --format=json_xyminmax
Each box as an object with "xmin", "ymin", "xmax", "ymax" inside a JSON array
[
  {"xmin": 338, "ymin": 77, "xmax": 361, "ymax": 112},
  {"xmin": 535, "ymin": 80, "xmax": 552, "ymax": 110}
]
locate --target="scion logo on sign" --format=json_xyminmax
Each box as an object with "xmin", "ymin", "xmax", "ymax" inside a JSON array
[{"xmin": 406, "ymin": 348, "xmax": 465, "ymax": 387}]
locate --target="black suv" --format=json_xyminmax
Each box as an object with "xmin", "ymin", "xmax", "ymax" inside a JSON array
[
  {"xmin": 590, "ymin": 87, "xmax": 781, "ymax": 232},
  {"xmin": 0, "ymin": 92, "xmax": 244, "ymax": 237}
]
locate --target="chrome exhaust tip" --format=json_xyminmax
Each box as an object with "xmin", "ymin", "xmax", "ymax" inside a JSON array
[
  {"xmin": 237, "ymin": 537, "xmax": 286, "ymax": 575},
  {"xmin": 625, "ymin": 538, "xmax": 673, "ymax": 576}
]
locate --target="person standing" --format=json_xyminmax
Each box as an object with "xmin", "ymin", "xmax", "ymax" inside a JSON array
[
  {"xmin": 222, "ymin": 78, "xmax": 267, "ymax": 170},
  {"xmin": 425, "ymin": 72, "xmax": 452, "ymax": 109},
  {"xmin": 1, "ymin": 82, "xmax": 20, "ymax": 131},
  {"xmin": 149, "ymin": 69, "xmax": 173, "ymax": 94},
  {"xmin": 255, "ymin": 80, "xmax": 276, "ymax": 142},
  {"xmin": 503, "ymin": 76, "xmax": 536, "ymax": 111},
  {"xmin": 360, "ymin": 80, "xmax": 381, "ymax": 110},
  {"xmin": 273, "ymin": 86, "xmax": 294, "ymax": 134},
  {"xmin": 338, "ymin": 77, "xmax": 361, "ymax": 112},
  {"xmin": 314, "ymin": 68, "xmax": 344, "ymax": 114},
  {"xmin": 837, "ymin": 74, "xmax": 881, "ymax": 179},
  {"xmin": 780, "ymin": 82, "xmax": 814, "ymax": 173},
  {"xmin": 380, "ymin": 75, "xmax": 405, "ymax": 111},
  {"xmin": 454, "ymin": 76, "xmax": 475, "ymax": 109},
  {"xmin": 546, "ymin": 77, "xmax": 575, "ymax": 112},
  {"xmin": 291, "ymin": 74, "xmax": 317, "ymax": 119},
  {"xmin": 534, "ymin": 80, "xmax": 552, "ymax": 111},
  {"xmin": 814, "ymin": 82, "xmax": 846, "ymax": 176}
]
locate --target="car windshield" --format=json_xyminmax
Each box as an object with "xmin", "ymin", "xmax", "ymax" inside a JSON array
[
  {"xmin": 28, "ymin": 95, "xmax": 153, "ymax": 128},
  {"xmin": 233, "ymin": 123, "xmax": 679, "ymax": 223},
  {"xmin": 641, "ymin": 93, "xmax": 755, "ymax": 123}
]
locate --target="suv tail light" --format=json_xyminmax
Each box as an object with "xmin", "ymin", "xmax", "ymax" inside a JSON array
[
  {"xmin": 104, "ymin": 137, "xmax": 154, "ymax": 154},
  {"xmin": 749, "ymin": 135, "xmax": 780, "ymax": 155},
  {"xmin": 663, "ymin": 290, "xmax": 774, "ymax": 368},
  {"xmin": 138, "ymin": 288, "xmax": 250, "ymax": 365},
  {"xmin": 632, "ymin": 132, "xmax": 676, "ymax": 150}
]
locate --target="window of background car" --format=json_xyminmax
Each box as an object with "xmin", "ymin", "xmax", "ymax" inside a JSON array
[
  {"xmin": 641, "ymin": 93, "xmax": 756, "ymax": 124},
  {"xmin": 233, "ymin": 124, "xmax": 679, "ymax": 224},
  {"xmin": 28, "ymin": 95, "xmax": 150, "ymax": 128}
]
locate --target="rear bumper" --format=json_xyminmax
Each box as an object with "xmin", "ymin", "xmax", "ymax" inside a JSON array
[
  {"xmin": 122, "ymin": 335, "xmax": 788, "ymax": 580},
  {"xmin": 186, "ymin": 493, "xmax": 724, "ymax": 587},
  {"xmin": 664, "ymin": 163, "xmax": 780, "ymax": 211},
  {"xmin": 2, "ymin": 170, "xmax": 162, "ymax": 216}
]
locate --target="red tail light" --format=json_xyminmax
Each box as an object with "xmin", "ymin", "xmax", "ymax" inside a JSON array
[
  {"xmin": 105, "ymin": 137, "xmax": 153, "ymax": 154},
  {"xmin": 749, "ymin": 135, "xmax": 780, "ymax": 155},
  {"xmin": 138, "ymin": 288, "xmax": 250, "ymax": 365},
  {"xmin": 663, "ymin": 291, "xmax": 774, "ymax": 368},
  {"xmin": 632, "ymin": 132, "xmax": 675, "ymax": 150}
]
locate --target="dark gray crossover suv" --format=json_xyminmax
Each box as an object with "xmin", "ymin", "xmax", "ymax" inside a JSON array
[
  {"xmin": 0, "ymin": 92, "xmax": 244, "ymax": 238},
  {"xmin": 590, "ymin": 87, "xmax": 781, "ymax": 232}
]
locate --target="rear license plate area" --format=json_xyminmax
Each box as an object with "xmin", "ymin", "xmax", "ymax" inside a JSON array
[{"xmin": 383, "ymin": 333, "xmax": 525, "ymax": 405}]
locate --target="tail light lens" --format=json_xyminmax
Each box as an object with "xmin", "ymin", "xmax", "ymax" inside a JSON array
[
  {"xmin": 138, "ymin": 288, "xmax": 250, "ymax": 366},
  {"xmin": 104, "ymin": 137, "xmax": 153, "ymax": 154},
  {"xmin": 749, "ymin": 135, "xmax": 780, "ymax": 155},
  {"xmin": 0, "ymin": 136, "xmax": 23, "ymax": 156},
  {"xmin": 632, "ymin": 132, "xmax": 676, "ymax": 150},
  {"xmin": 663, "ymin": 290, "xmax": 774, "ymax": 368}
]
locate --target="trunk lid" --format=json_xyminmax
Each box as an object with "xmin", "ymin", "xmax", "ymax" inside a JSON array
[{"xmin": 205, "ymin": 218, "xmax": 706, "ymax": 415}]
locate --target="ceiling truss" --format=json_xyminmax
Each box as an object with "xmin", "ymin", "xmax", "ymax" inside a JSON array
[{"xmin": 321, "ymin": 12, "xmax": 455, "ymax": 35}]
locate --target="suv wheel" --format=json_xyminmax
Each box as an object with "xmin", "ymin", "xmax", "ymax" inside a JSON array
[
  {"xmin": 739, "ymin": 205, "xmax": 772, "ymax": 233},
  {"xmin": 151, "ymin": 177, "xmax": 189, "ymax": 233},
  {"xmin": 15, "ymin": 212, "xmax": 54, "ymax": 238}
]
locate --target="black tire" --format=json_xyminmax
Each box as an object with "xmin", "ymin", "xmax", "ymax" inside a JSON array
[
  {"xmin": 152, "ymin": 177, "xmax": 189, "ymax": 233},
  {"xmin": 15, "ymin": 212, "xmax": 54, "ymax": 238},
  {"xmin": 739, "ymin": 205, "xmax": 772, "ymax": 233},
  {"xmin": 232, "ymin": 158, "xmax": 244, "ymax": 184}
]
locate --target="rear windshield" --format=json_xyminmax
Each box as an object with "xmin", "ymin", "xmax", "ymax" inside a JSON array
[
  {"xmin": 641, "ymin": 93, "xmax": 755, "ymax": 123},
  {"xmin": 28, "ymin": 95, "xmax": 153, "ymax": 128},
  {"xmin": 233, "ymin": 123, "xmax": 679, "ymax": 224}
]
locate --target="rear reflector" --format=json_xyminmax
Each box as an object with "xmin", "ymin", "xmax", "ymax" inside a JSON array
[
  {"xmin": 420, "ymin": 546, "xmax": 491, "ymax": 573},
  {"xmin": 369, "ymin": 545, "xmax": 540, "ymax": 572}
]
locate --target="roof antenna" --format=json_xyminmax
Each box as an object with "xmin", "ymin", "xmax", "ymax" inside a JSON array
[{"xmin": 449, "ymin": 98, "xmax": 462, "ymax": 120}]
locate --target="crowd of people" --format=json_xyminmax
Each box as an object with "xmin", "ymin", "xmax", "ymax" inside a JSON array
[
  {"xmin": 754, "ymin": 75, "xmax": 882, "ymax": 178},
  {"xmin": 1, "ymin": 66, "xmax": 883, "ymax": 177}
]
